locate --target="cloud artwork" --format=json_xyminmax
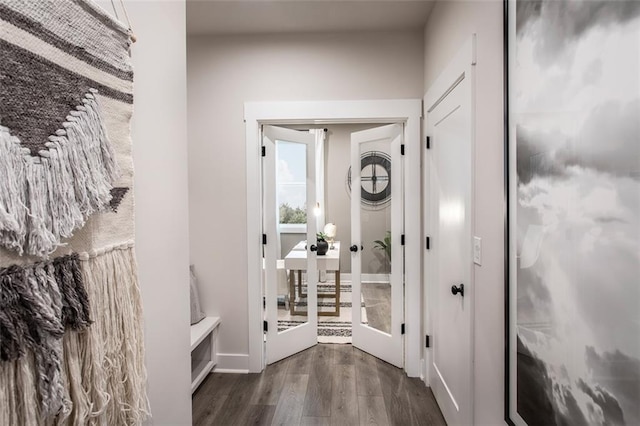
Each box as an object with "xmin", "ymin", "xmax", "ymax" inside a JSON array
[
  {"xmin": 513, "ymin": 1, "xmax": 640, "ymax": 425},
  {"xmin": 517, "ymin": 0, "xmax": 640, "ymax": 65}
]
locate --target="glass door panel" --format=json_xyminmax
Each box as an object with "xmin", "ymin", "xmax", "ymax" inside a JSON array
[
  {"xmin": 263, "ymin": 125, "xmax": 317, "ymax": 364},
  {"xmin": 276, "ymin": 140, "xmax": 309, "ymax": 329},
  {"xmin": 358, "ymin": 147, "xmax": 393, "ymax": 335},
  {"xmin": 351, "ymin": 123, "xmax": 404, "ymax": 368}
]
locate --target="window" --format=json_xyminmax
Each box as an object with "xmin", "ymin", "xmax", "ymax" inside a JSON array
[{"xmin": 276, "ymin": 141, "xmax": 307, "ymax": 231}]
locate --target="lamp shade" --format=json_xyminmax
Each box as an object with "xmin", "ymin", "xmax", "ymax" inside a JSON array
[{"xmin": 323, "ymin": 223, "xmax": 337, "ymax": 239}]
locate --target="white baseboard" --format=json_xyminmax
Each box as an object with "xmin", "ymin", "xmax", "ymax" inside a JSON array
[
  {"xmin": 422, "ymin": 356, "xmax": 431, "ymax": 386},
  {"xmin": 214, "ymin": 353, "xmax": 249, "ymax": 373},
  {"xmin": 213, "ymin": 368, "xmax": 249, "ymax": 374},
  {"xmin": 340, "ymin": 273, "xmax": 390, "ymax": 283}
]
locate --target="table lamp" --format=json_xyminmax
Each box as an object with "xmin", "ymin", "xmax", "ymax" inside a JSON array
[{"xmin": 324, "ymin": 223, "xmax": 337, "ymax": 249}]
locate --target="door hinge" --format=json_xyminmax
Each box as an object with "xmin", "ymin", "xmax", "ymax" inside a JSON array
[
  {"xmin": 401, "ymin": 234, "xmax": 405, "ymax": 246},
  {"xmin": 263, "ymin": 320, "xmax": 268, "ymax": 332},
  {"xmin": 426, "ymin": 236, "xmax": 430, "ymax": 250},
  {"xmin": 262, "ymin": 234, "xmax": 267, "ymax": 245},
  {"xmin": 401, "ymin": 144, "xmax": 405, "ymax": 155},
  {"xmin": 425, "ymin": 335, "xmax": 430, "ymax": 348},
  {"xmin": 261, "ymin": 146, "xmax": 266, "ymax": 157},
  {"xmin": 401, "ymin": 323, "xmax": 406, "ymax": 335},
  {"xmin": 426, "ymin": 136, "xmax": 431, "ymax": 150}
]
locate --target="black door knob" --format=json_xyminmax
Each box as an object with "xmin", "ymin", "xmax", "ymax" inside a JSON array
[
  {"xmin": 451, "ymin": 284, "xmax": 464, "ymax": 297},
  {"xmin": 350, "ymin": 245, "xmax": 358, "ymax": 252},
  {"xmin": 310, "ymin": 245, "xmax": 318, "ymax": 252}
]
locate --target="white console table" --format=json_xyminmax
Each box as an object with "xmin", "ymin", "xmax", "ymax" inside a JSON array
[{"xmin": 284, "ymin": 242, "xmax": 341, "ymax": 316}]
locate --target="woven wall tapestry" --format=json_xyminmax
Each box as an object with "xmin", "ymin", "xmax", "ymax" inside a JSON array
[{"xmin": 0, "ymin": 0, "xmax": 149, "ymax": 424}]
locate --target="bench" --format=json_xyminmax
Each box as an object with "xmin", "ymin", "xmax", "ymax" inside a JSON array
[{"xmin": 190, "ymin": 316, "xmax": 221, "ymax": 393}]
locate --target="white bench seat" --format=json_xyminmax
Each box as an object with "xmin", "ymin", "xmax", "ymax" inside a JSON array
[{"xmin": 190, "ymin": 316, "xmax": 220, "ymax": 393}]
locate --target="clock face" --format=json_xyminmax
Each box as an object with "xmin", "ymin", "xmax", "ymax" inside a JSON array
[{"xmin": 347, "ymin": 151, "xmax": 392, "ymax": 208}]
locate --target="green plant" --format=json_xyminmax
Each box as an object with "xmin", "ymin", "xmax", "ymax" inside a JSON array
[
  {"xmin": 279, "ymin": 203, "xmax": 307, "ymax": 224},
  {"xmin": 316, "ymin": 232, "xmax": 328, "ymax": 241},
  {"xmin": 373, "ymin": 231, "xmax": 391, "ymax": 259}
]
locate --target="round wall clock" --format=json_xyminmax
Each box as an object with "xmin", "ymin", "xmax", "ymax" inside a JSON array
[{"xmin": 347, "ymin": 151, "xmax": 392, "ymax": 208}]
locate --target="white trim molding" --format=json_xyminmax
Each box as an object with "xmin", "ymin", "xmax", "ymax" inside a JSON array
[
  {"xmin": 245, "ymin": 99, "xmax": 422, "ymax": 376},
  {"xmin": 214, "ymin": 353, "xmax": 250, "ymax": 373},
  {"xmin": 279, "ymin": 224, "xmax": 307, "ymax": 234}
]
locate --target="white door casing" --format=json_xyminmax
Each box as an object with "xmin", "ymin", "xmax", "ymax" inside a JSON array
[
  {"xmin": 263, "ymin": 125, "xmax": 318, "ymax": 364},
  {"xmin": 425, "ymin": 37, "xmax": 476, "ymax": 426},
  {"xmin": 244, "ymin": 100, "xmax": 422, "ymax": 374},
  {"xmin": 351, "ymin": 123, "xmax": 404, "ymax": 368}
]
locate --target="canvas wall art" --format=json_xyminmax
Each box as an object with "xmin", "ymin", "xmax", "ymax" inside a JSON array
[
  {"xmin": 507, "ymin": 1, "xmax": 640, "ymax": 425},
  {"xmin": 0, "ymin": 0, "xmax": 148, "ymax": 424}
]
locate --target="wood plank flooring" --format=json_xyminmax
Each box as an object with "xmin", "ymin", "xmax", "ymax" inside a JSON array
[
  {"xmin": 192, "ymin": 344, "xmax": 446, "ymax": 426},
  {"xmin": 361, "ymin": 283, "xmax": 392, "ymax": 334}
]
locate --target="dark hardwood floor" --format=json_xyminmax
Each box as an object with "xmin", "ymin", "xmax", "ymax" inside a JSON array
[
  {"xmin": 192, "ymin": 344, "xmax": 446, "ymax": 426},
  {"xmin": 360, "ymin": 283, "xmax": 392, "ymax": 334}
]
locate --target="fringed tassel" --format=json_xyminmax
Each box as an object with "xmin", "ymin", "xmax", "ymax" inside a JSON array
[
  {"xmin": 57, "ymin": 332, "xmax": 92, "ymax": 425},
  {"xmin": 17, "ymin": 355, "xmax": 41, "ymax": 426},
  {"xmin": 0, "ymin": 91, "xmax": 120, "ymax": 258},
  {"xmin": 0, "ymin": 362, "xmax": 15, "ymax": 425},
  {"xmin": 79, "ymin": 244, "xmax": 150, "ymax": 425},
  {"xmin": 25, "ymin": 157, "xmax": 59, "ymax": 257},
  {"xmin": 0, "ymin": 127, "xmax": 29, "ymax": 254},
  {"xmin": 84, "ymin": 90, "xmax": 119, "ymax": 183},
  {"xmin": 0, "ymin": 266, "xmax": 29, "ymax": 361},
  {"xmin": 0, "ymin": 253, "xmax": 92, "ymax": 422},
  {"xmin": 0, "ymin": 244, "xmax": 149, "ymax": 425},
  {"xmin": 54, "ymin": 255, "xmax": 92, "ymax": 330}
]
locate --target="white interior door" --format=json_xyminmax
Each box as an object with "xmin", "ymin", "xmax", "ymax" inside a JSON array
[
  {"xmin": 425, "ymin": 38, "xmax": 475, "ymax": 426},
  {"xmin": 350, "ymin": 123, "xmax": 404, "ymax": 368},
  {"xmin": 263, "ymin": 125, "xmax": 317, "ymax": 364}
]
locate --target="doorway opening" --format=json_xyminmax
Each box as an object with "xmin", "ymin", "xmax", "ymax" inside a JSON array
[
  {"xmin": 261, "ymin": 121, "xmax": 406, "ymax": 368},
  {"xmin": 245, "ymin": 99, "xmax": 422, "ymax": 376},
  {"xmin": 265, "ymin": 123, "xmax": 397, "ymax": 345}
]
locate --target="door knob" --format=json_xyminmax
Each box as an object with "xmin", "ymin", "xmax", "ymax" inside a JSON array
[
  {"xmin": 310, "ymin": 244, "xmax": 318, "ymax": 252},
  {"xmin": 350, "ymin": 245, "xmax": 358, "ymax": 252},
  {"xmin": 451, "ymin": 284, "xmax": 464, "ymax": 297}
]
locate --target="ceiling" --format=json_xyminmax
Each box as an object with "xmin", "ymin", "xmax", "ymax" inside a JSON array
[{"xmin": 186, "ymin": 1, "xmax": 435, "ymax": 36}]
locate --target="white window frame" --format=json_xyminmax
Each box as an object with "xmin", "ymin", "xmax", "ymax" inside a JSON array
[
  {"xmin": 278, "ymin": 223, "xmax": 307, "ymax": 234},
  {"xmin": 245, "ymin": 100, "xmax": 422, "ymax": 376}
]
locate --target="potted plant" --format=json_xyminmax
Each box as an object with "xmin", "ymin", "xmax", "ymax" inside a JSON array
[
  {"xmin": 373, "ymin": 231, "xmax": 391, "ymax": 260},
  {"xmin": 316, "ymin": 232, "xmax": 329, "ymax": 255}
]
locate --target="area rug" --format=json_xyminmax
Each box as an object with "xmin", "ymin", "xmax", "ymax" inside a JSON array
[
  {"xmin": 0, "ymin": 1, "xmax": 148, "ymax": 424},
  {"xmin": 277, "ymin": 282, "xmax": 368, "ymax": 344}
]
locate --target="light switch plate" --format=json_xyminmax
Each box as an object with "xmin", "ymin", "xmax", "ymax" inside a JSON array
[{"xmin": 473, "ymin": 236, "xmax": 482, "ymax": 265}]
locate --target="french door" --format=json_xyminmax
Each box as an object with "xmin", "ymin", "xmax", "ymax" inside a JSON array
[
  {"xmin": 350, "ymin": 123, "xmax": 404, "ymax": 368},
  {"xmin": 262, "ymin": 125, "xmax": 318, "ymax": 364}
]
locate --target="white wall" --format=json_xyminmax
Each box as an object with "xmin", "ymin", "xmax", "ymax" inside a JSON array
[
  {"xmin": 99, "ymin": 1, "xmax": 192, "ymax": 424},
  {"xmin": 187, "ymin": 31, "xmax": 424, "ymax": 369},
  {"xmin": 423, "ymin": 2, "xmax": 505, "ymax": 425}
]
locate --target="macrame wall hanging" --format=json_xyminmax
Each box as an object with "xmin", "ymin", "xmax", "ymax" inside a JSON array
[{"xmin": 0, "ymin": 0, "xmax": 149, "ymax": 424}]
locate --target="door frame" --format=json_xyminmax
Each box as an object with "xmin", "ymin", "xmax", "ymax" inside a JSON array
[
  {"xmin": 423, "ymin": 36, "xmax": 476, "ymax": 417},
  {"xmin": 245, "ymin": 100, "xmax": 422, "ymax": 375}
]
